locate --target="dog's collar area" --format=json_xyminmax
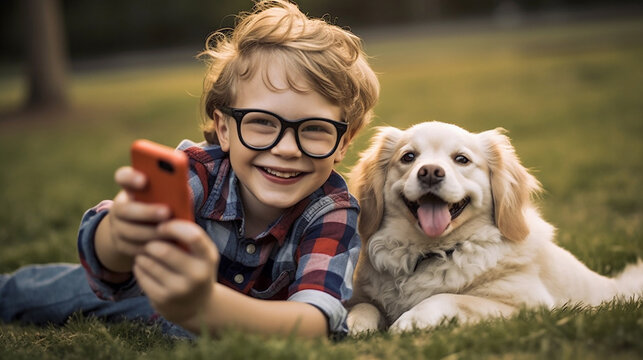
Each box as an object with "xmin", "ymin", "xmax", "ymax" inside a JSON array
[{"xmin": 413, "ymin": 247, "xmax": 457, "ymax": 272}]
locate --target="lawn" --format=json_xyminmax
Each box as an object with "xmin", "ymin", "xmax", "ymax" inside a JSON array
[{"xmin": 1, "ymin": 16, "xmax": 642, "ymax": 359}]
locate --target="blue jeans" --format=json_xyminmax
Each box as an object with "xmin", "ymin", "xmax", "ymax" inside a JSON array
[{"xmin": 0, "ymin": 263, "xmax": 193, "ymax": 339}]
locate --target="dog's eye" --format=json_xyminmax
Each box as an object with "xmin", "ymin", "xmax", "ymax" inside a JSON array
[
  {"xmin": 454, "ymin": 154, "xmax": 470, "ymax": 165},
  {"xmin": 401, "ymin": 152, "xmax": 416, "ymax": 163}
]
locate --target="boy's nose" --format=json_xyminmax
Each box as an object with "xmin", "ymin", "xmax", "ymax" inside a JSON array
[{"xmin": 270, "ymin": 129, "xmax": 301, "ymax": 158}]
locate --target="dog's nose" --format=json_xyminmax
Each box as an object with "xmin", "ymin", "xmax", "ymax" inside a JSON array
[{"xmin": 418, "ymin": 165, "xmax": 445, "ymax": 187}]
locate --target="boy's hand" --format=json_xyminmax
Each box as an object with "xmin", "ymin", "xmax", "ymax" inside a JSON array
[
  {"xmin": 108, "ymin": 167, "xmax": 172, "ymax": 258},
  {"xmin": 133, "ymin": 220, "xmax": 220, "ymax": 325},
  {"xmin": 95, "ymin": 166, "xmax": 172, "ymax": 273}
]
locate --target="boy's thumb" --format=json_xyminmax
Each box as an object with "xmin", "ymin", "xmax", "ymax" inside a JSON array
[{"xmin": 115, "ymin": 166, "xmax": 147, "ymax": 193}]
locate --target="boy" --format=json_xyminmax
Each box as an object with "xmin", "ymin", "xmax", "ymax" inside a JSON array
[{"xmin": 1, "ymin": 0, "xmax": 379, "ymax": 338}]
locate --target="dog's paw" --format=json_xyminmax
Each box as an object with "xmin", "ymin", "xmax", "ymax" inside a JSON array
[
  {"xmin": 389, "ymin": 309, "xmax": 432, "ymax": 333},
  {"xmin": 389, "ymin": 295, "xmax": 457, "ymax": 333},
  {"xmin": 347, "ymin": 303, "xmax": 382, "ymax": 335},
  {"xmin": 390, "ymin": 308, "xmax": 450, "ymax": 333}
]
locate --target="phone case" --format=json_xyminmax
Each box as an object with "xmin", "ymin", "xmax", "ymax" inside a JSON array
[{"xmin": 130, "ymin": 139, "xmax": 194, "ymax": 221}]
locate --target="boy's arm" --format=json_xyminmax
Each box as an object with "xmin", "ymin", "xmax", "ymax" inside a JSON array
[
  {"xmin": 135, "ymin": 205, "xmax": 360, "ymax": 338},
  {"xmin": 93, "ymin": 211, "xmax": 130, "ymax": 273},
  {"xmin": 287, "ymin": 203, "xmax": 361, "ymax": 335},
  {"xmin": 134, "ymin": 221, "xmax": 330, "ymax": 337},
  {"xmin": 186, "ymin": 284, "xmax": 328, "ymax": 337},
  {"xmin": 77, "ymin": 200, "xmax": 140, "ymax": 300}
]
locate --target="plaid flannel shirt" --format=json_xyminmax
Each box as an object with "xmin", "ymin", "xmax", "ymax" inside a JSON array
[{"xmin": 78, "ymin": 140, "xmax": 361, "ymax": 335}]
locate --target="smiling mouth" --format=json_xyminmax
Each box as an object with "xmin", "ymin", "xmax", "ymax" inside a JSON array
[
  {"xmin": 404, "ymin": 193, "xmax": 470, "ymax": 220},
  {"xmin": 261, "ymin": 167, "xmax": 303, "ymax": 179},
  {"xmin": 403, "ymin": 193, "xmax": 471, "ymax": 237}
]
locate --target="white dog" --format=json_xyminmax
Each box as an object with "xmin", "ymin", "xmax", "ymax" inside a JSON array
[{"xmin": 346, "ymin": 121, "xmax": 643, "ymax": 334}]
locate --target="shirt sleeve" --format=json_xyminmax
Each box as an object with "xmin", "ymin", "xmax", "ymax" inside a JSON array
[
  {"xmin": 77, "ymin": 200, "xmax": 142, "ymax": 301},
  {"xmin": 287, "ymin": 205, "xmax": 361, "ymax": 336}
]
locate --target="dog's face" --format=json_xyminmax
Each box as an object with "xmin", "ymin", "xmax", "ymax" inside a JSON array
[
  {"xmin": 350, "ymin": 121, "xmax": 541, "ymax": 248},
  {"xmin": 386, "ymin": 122, "xmax": 490, "ymax": 239}
]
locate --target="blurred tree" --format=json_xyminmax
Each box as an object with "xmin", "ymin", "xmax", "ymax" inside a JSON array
[{"xmin": 22, "ymin": 0, "xmax": 69, "ymax": 111}]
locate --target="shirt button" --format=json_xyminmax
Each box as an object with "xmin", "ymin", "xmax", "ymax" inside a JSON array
[
  {"xmin": 233, "ymin": 274, "xmax": 244, "ymax": 284},
  {"xmin": 246, "ymin": 244, "xmax": 256, "ymax": 255}
]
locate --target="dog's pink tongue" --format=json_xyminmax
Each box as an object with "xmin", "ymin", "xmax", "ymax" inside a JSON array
[{"xmin": 417, "ymin": 202, "xmax": 451, "ymax": 237}]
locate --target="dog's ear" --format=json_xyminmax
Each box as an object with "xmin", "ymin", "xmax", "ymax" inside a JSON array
[
  {"xmin": 479, "ymin": 128, "xmax": 541, "ymax": 242},
  {"xmin": 349, "ymin": 126, "xmax": 403, "ymax": 243}
]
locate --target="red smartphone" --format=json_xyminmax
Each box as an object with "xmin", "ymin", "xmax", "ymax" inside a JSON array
[{"xmin": 130, "ymin": 139, "xmax": 194, "ymax": 221}]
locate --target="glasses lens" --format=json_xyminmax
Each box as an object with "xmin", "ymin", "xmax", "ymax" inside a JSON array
[
  {"xmin": 298, "ymin": 120, "xmax": 338, "ymax": 156},
  {"xmin": 239, "ymin": 112, "xmax": 281, "ymax": 148}
]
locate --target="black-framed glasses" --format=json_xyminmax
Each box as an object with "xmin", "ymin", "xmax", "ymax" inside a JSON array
[{"xmin": 220, "ymin": 106, "xmax": 348, "ymax": 159}]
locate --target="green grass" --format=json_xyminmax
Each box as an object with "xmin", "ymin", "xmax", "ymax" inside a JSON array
[{"xmin": 1, "ymin": 17, "xmax": 642, "ymax": 359}]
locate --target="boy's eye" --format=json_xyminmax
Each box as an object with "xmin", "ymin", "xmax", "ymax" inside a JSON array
[
  {"xmin": 301, "ymin": 124, "xmax": 332, "ymax": 134},
  {"xmin": 246, "ymin": 117, "xmax": 278, "ymax": 127}
]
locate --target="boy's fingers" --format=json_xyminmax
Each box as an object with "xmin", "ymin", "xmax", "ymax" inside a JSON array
[
  {"xmin": 112, "ymin": 220, "xmax": 160, "ymax": 243},
  {"xmin": 133, "ymin": 261, "xmax": 167, "ymax": 301},
  {"xmin": 112, "ymin": 192, "xmax": 170, "ymax": 222},
  {"xmin": 143, "ymin": 240, "xmax": 214, "ymax": 287},
  {"xmin": 157, "ymin": 220, "xmax": 219, "ymax": 262},
  {"xmin": 135, "ymin": 253, "xmax": 180, "ymax": 285},
  {"xmin": 112, "ymin": 238, "xmax": 146, "ymax": 257},
  {"xmin": 143, "ymin": 241, "xmax": 194, "ymax": 274},
  {"xmin": 114, "ymin": 166, "xmax": 147, "ymax": 192}
]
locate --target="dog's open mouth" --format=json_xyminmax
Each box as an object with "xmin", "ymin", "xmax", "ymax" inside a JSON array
[{"xmin": 403, "ymin": 193, "xmax": 470, "ymax": 237}]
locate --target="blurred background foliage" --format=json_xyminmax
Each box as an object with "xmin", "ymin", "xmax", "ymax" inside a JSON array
[
  {"xmin": 0, "ymin": 0, "xmax": 641, "ymax": 60},
  {"xmin": 1, "ymin": 0, "xmax": 641, "ymax": 113}
]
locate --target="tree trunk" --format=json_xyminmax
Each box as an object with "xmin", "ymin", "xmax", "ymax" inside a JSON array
[{"xmin": 23, "ymin": 0, "xmax": 69, "ymax": 111}]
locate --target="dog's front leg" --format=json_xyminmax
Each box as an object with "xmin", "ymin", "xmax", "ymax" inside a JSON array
[
  {"xmin": 347, "ymin": 302, "xmax": 385, "ymax": 335},
  {"xmin": 389, "ymin": 293, "xmax": 516, "ymax": 333}
]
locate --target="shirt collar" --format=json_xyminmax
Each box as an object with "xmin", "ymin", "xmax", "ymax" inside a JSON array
[
  {"xmin": 202, "ymin": 167, "xmax": 243, "ymax": 222},
  {"xmin": 263, "ymin": 197, "xmax": 311, "ymax": 246}
]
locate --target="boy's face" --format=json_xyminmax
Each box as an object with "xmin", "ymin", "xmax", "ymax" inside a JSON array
[{"xmin": 214, "ymin": 67, "xmax": 348, "ymax": 215}]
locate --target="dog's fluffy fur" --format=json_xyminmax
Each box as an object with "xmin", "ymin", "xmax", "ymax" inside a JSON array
[{"xmin": 346, "ymin": 121, "xmax": 643, "ymax": 333}]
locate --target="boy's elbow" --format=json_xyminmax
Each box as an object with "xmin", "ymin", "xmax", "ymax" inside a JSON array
[{"xmin": 297, "ymin": 304, "xmax": 329, "ymax": 338}]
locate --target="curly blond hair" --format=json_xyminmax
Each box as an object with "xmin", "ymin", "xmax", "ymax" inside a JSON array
[{"xmin": 198, "ymin": 0, "xmax": 379, "ymax": 145}]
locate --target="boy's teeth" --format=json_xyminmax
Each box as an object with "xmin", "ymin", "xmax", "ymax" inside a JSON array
[{"xmin": 264, "ymin": 167, "xmax": 301, "ymax": 178}]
